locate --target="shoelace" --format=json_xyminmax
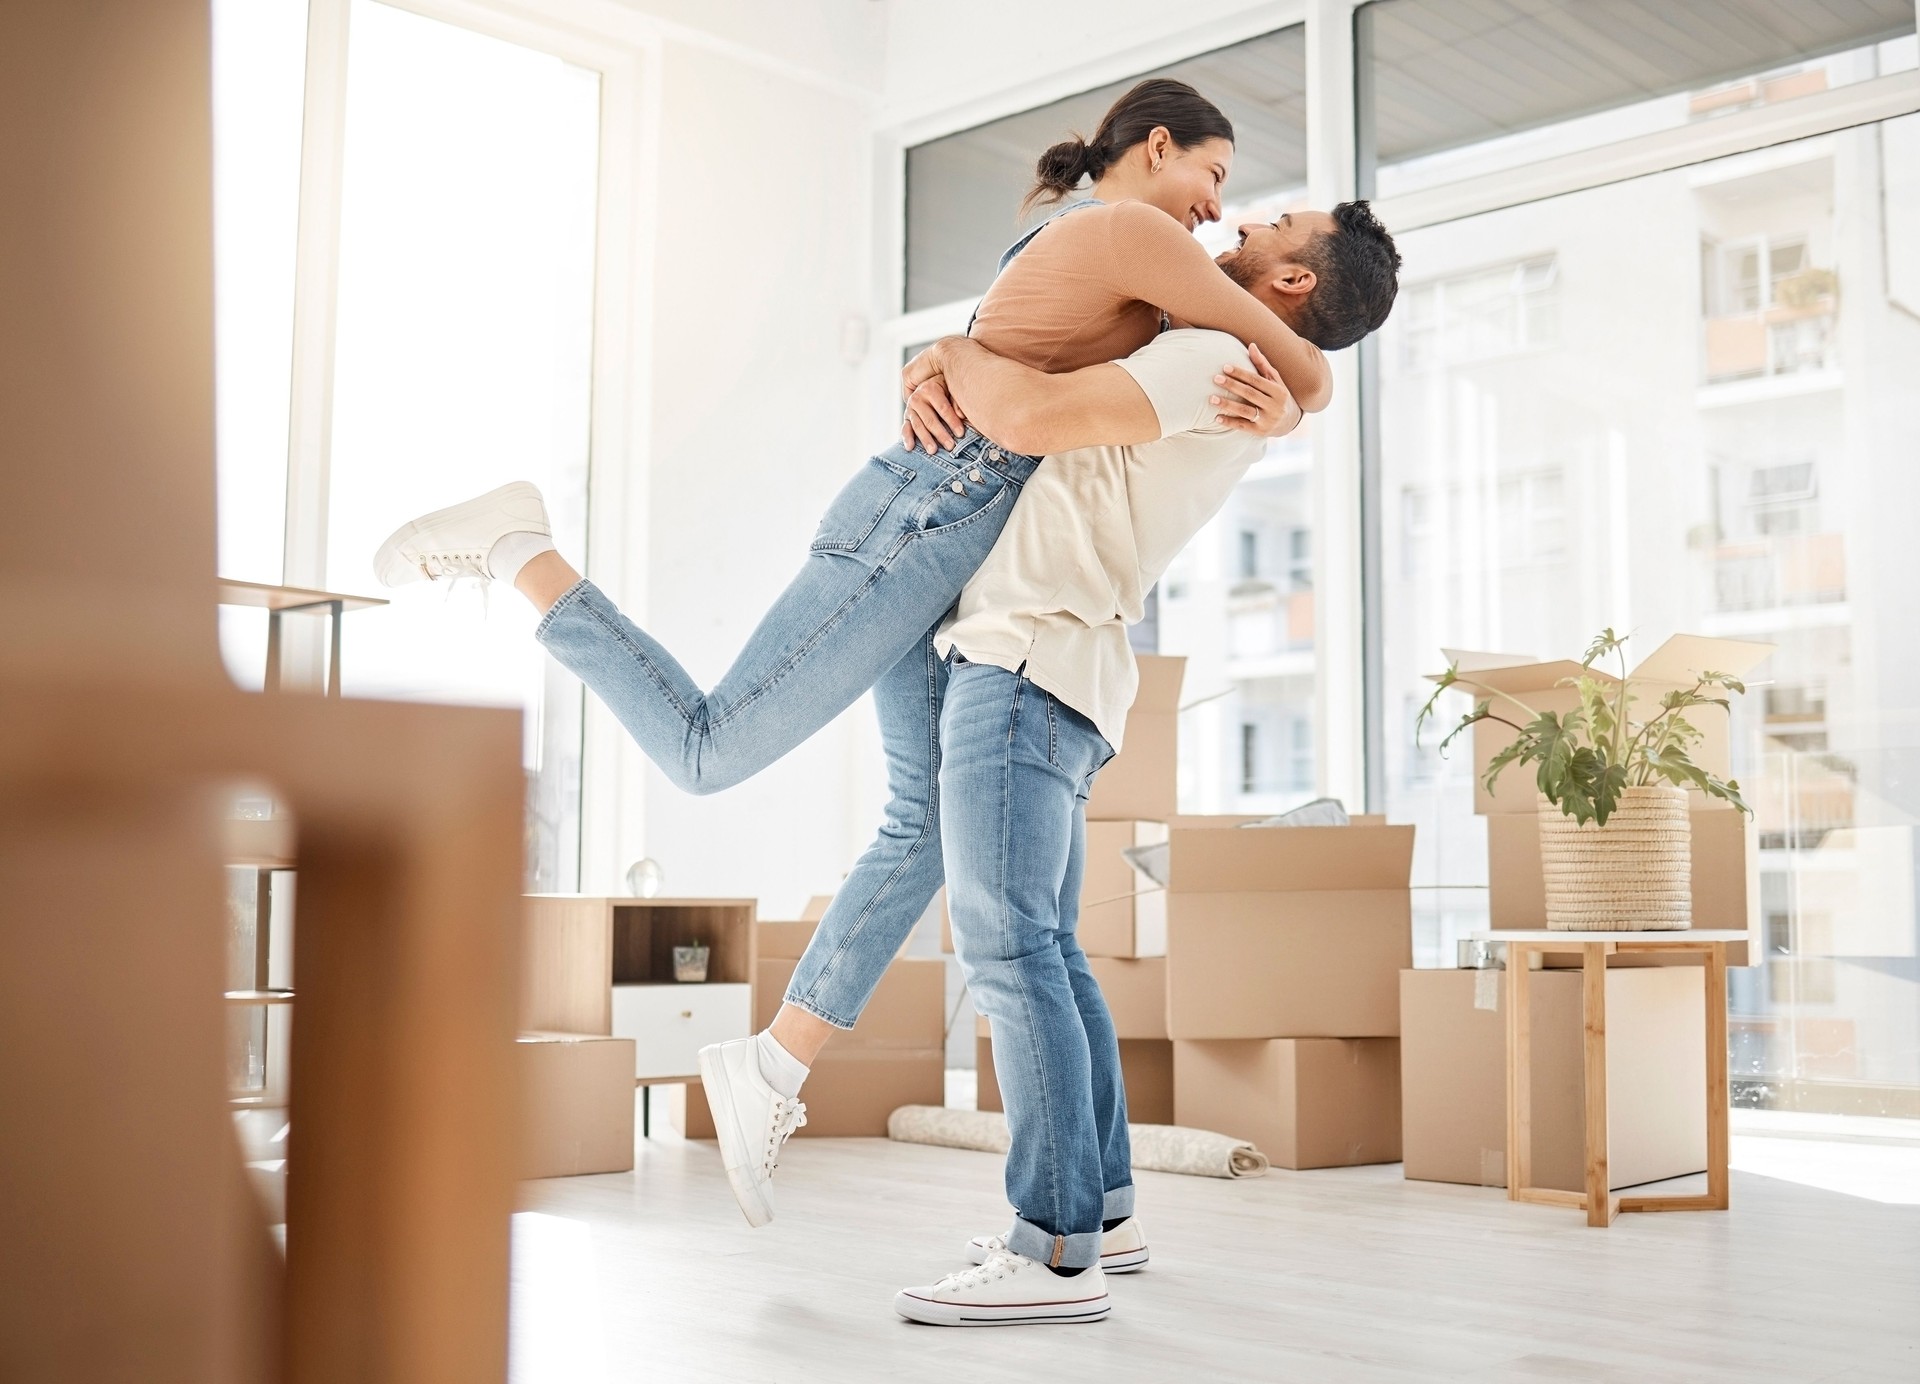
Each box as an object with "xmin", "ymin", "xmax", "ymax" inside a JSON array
[
  {"xmin": 419, "ymin": 550, "xmax": 491, "ymax": 581},
  {"xmin": 937, "ymin": 1249, "xmax": 1022, "ymax": 1292},
  {"xmin": 761, "ymin": 1096, "xmax": 807, "ymax": 1179}
]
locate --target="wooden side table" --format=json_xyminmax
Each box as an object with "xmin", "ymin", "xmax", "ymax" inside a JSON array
[{"xmin": 1484, "ymin": 930, "xmax": 1747, "ymax": 1228}]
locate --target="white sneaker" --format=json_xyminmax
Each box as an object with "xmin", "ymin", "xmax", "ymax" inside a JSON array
[
  {"xmin": 371, "ymin": 481, "xmax": 550, "ymax": 587},
  {"xmin": 696, "ymin": 1038, "xmax": 807, "ymax": 1229},
  {"xmin": 966, "ymin": 1216, "xmax": 1148, "ymax": 1273},
  {"xmin": 895, "ymin": 1249, "xmax": 1109, "ymax": 1327}
]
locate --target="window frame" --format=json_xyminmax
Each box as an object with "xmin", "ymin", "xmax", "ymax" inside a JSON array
[{"xmin": 257, "ymin": 0, "xmax": 657, "ymax": 892}]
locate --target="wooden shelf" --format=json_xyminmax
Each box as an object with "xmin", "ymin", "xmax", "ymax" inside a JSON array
[
  {"xmin": 225, "ymin": 989, "xmax": 295, "ymax": 1006},
  {"xmin": 521, "ymin": 895, "xmax": 758, "ymax": 1035},
  {"xmin": 216, "ymin": 578, "xmax": 386, "ymax": 614}
]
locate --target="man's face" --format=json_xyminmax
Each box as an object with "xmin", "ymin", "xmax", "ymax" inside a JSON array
[{"xmin": 1215, "ymin": 209, "xmax": 1337, "ymax": 291}]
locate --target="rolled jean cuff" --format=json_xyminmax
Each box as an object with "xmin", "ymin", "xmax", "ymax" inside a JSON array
[
  {"xmin": 779, "ymin": 990, "xmax": 855, "ymax": 1032},
  {"xmin": 532, "ymin": 576, "xmax": 594, "ymax": 640},
  {"xmin": 1006, "ymin": 1216, "xmax": 1102, "ymax": 1271},
  {"xmin": 1102, "ymin": 1185, "xmax": 1135, "ymax": 1222}
]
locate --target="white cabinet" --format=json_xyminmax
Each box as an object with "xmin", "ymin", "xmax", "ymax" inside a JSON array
[{"xmin": 610, "ymin": 982, "xmax": 752, "ymax": 1080}]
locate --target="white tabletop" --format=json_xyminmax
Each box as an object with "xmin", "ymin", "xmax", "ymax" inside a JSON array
[{"xmin": 1468, "ymin": 930, "xmax": 1750, "ymax": 944}]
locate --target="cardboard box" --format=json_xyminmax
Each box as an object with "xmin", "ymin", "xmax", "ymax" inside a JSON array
[
  {"xmin": 675, "ymin": 1049, "xmax": 945, "ymax": 1139},
  {"xmin": 1079, "ymin": 820, "xmax": 1170, "ymax": 957},
  {"xmin": 673, "ymin": 956, "xmax": 945, "ymax": 1140},
  {"xmin": 516, "ymin": 1032, "xmax": 635, "ymax": 1179},
  {"xmin": 1426, "ymin": 637, "xmax": 1774, "ymax": 817},
  {"xmin": 977, "ymin": 1018, "xmax": 1173, "ymax": 1125},
  {"xmin": 1085, "ymin": 655, "xmax": 1184, "ymax": 821},
  {"xmin": 1487, "ymin": 807, "xmax": 1758, "ymax": 965},
  {"xmin": 1088, "ymin": 956, "xmax": 1167, "ymax": 1039},
  {"xmin": 758, "ymin": 919, "xmax": 817, "ymax": 961},
  {"xmin": 1397, "ymin": 967, "xmax": 1708, "ymax": 1191},
  {"xmin": 753, "ymin": 957, "xmax": 944, "ymax": 1048},
  {"xmin": 1173, "ymin": 1038, "xmax": 1401, "ymax": 1169},
  {"xmin": 1163, "ymin": 822, "xmax": 1414, "ymax": 1038}
]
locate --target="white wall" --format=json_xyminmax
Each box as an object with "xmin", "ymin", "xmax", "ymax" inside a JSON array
[
  {"xmin": 591, "ymin": 3, "xmax": 889, "ymax": 915},
  {"xmin": 881, "ymin": 0, "xmax": 1300, "ymax": 131}
]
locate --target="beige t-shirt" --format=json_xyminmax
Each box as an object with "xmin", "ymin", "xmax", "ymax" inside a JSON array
[{"xmin": 936, "ymin": 329, "xmax": 1266, "ymax": 749}]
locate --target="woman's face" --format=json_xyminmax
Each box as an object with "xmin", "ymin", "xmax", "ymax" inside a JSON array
[{"xmin": 1143, "ymin": 135, "xmax": 1233, "ymax": 231}]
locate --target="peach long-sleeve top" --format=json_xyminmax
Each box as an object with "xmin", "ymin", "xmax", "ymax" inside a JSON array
[{"xmin": 967, "ymin": 199, "xmax": 1327, "ymax": 404}]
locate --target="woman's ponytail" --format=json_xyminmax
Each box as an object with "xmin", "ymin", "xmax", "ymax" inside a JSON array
[
  {"xmin": 1020, "ymin": 78, "xmax": 1233, "ymax": 216},
  {"xmin": 1022, "ymin": 135, "xmax": 1102, "ymax": 217}
]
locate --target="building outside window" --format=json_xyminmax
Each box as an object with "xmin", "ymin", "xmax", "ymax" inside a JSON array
[{"xmin": 1366, "ymin": 0, "xmax": 1920, "ymax": 1117}]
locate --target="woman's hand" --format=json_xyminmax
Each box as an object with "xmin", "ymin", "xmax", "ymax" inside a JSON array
[
  {"xmin": 900, "ymin": 338, "xmax": 968, "ymax": 453},
  {"xmin": 1210, "ymin": 341, "xmax": 1301, "ymax": 439}
]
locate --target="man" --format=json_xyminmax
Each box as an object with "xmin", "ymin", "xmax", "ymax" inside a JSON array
[{"xmin": 883, "ymin": 208, "xmax": 1399, "ymax": 1325}]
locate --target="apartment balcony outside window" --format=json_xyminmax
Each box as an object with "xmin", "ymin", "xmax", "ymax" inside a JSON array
[{"xmin": 1712, "ymin": 531, "xmax": 1847, "ymax": 612}]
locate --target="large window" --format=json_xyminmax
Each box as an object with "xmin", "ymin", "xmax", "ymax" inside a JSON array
[
  {"xmin": 1368, "ymin": 4, "xmax": 1920, "ymax": 1115},
  {"xmin": 211, "ymin": 0, "xmax": 601, "ymax": 891},
  {"xmin": 902, "ymin": 27, "xmax": 1322, "ymax": 817},
  {"xmin": 1361, "ymin": 0, "xmax": 1915, "ymax": 197},
  {"xmin": 904, "ymin": 28, "xmax": 1305, "ymax": 311}
]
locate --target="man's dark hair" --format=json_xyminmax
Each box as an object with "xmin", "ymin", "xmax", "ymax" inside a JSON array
[{"xmin": 1292, "ymin": 200, "xmax": 1402, "ymax": 351}]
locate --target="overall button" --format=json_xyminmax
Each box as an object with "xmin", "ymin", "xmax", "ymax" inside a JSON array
[
  {"xmin": 950, "ymin": 480, "xmax": 965, "ymax": 494},
  {"xmin": 986, "ymin": 447, "xmax": 1002, "ymax": 460},
  {"xmin": 969, "ymin": 469, "xmax": 983, "ymax": 483}
]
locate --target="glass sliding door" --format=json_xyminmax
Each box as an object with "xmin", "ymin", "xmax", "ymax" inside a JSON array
[{"xmin": 323, "ymin": 0, "xmax": 600, "ymax": 890}]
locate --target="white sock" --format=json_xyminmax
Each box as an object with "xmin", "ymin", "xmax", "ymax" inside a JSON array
[
  {"xmin": 754, "ymin": 1029, "xmax": 809, "ymax": 1099},
  {"xmin": 486, "ymin": 529, "xmax": 556, "ymax": 585}
]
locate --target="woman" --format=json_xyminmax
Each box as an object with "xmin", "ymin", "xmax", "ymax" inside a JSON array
[{"xmin": 374, "ymin": 79, "xmax": 1327, "ymax": 1224}]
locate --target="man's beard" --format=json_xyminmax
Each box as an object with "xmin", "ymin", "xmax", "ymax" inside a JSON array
[{"xmin": 1217, "ymin": 246, "xmax": 1269, "ymax": 291}]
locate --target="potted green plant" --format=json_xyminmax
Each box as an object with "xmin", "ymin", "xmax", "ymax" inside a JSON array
[{"xmin": 1416, "ymin": 629, "xmax": 1752, "ymax": 931}]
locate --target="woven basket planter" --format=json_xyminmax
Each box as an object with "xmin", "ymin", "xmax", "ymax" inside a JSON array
[{"xmin": 1538, "ymin": 784, "xmax": 1691, "ymax": 931}]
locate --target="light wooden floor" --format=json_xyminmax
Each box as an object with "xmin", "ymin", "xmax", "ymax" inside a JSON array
[{"xmin": 511, "ymin": 1126, "xmax": 1920, "ymax": 1384}]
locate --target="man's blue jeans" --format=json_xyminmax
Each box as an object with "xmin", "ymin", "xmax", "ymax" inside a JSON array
[
  {"xmin": 939, "ymin": 658, "xmax": 1133, "ymax": 1269},
  {"xmin": 534, "ymin": 431, "xmax": 1039, "ymax": 1027}
]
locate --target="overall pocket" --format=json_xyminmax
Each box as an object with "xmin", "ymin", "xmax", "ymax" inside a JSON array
[{"xmin": 810, "ymin": 455, "xmax": 916, "ymax": 553}]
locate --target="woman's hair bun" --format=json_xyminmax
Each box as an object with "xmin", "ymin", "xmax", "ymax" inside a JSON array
[{"xmin": 1025, "ymin": 136, "xmax": 1097, "ymax": 214}]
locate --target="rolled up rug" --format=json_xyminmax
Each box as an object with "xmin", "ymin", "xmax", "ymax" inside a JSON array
[
  {"xmin": 885, "ymin": 1105, "xmax": 1009, "ymax": 1154},
  {"xmin": 1129, "ymin": 1123, "xmax": 1269, "ymax": 1179},
  {"xmin": 886, "ymin": 1107, "xmax": 1268, "ymax": 1179}
]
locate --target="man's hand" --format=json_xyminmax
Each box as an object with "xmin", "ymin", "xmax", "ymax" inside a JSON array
[
  {"xmin": 1209, "ymin": 342, "xmax": 1301, "ymax": 439},
  {"xmin": 901, "ymin": 338, "xmax": 968, "ymax": 453}
]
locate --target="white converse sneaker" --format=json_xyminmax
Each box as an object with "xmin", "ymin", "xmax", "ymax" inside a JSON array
[
  {"xmin": 696, "ymin": 1038, "xmax": 807, "ymax": 1229},
  {"xmin": 966, "ymin": 1216, "xmax": 1148, "ymax": 1273},
  {"xmin": 371, "ymin": 481, "xmax": 550, "ymax": 587},
  {"xmin": 895, "ymin": 1249, "xmax": 1109, "ymax": 1327}
]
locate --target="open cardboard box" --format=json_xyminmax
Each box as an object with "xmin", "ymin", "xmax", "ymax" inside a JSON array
[
  {"xmin": 1426, "ymin": 636, "xmax": 1774, "ymax": 817},
  {"xmin": 1084, "ymin": 655, "xmax": 1183, "ymax": 822},
  {"xmin": 1398, "ymin": 966, "xmax": 1708, "ymax": 1191},
  {"xmin": 1162, "ymin": 819, "xmax": 1413, "ymax": 1038},
  {"xmin": 1079, "ymin": 820, "xmax": 1171, "ymax": 957},
  {"xmin": 1487, "ymin": 806, "xmax": 1760, "ymax": 965}
]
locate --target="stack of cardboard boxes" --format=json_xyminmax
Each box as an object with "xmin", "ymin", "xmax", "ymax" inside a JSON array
[
  {"xmin": 1399, "ymin": 638, "xmax": 1769, "ymax": 1190},
  {"xmin": 675, "ymin": 906, "xmax": 947, "ymax": 1138},
  {"xmin": 974, "ymin": 655, "xmax": 1417, "ymax": 1170}
]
